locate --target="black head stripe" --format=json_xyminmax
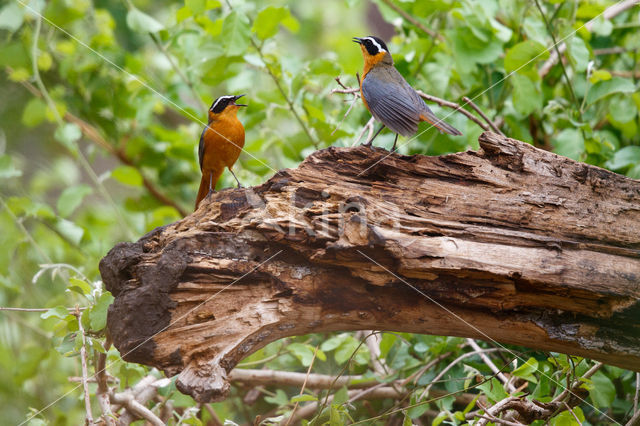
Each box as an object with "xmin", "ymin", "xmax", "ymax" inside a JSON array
[
  {"xmin": 210, "ymin": 95, "xmax": 234, "ymax": 113},
  {"xmin": 362, "ymin": 36, "xmax": 389, "ymax": 55}
]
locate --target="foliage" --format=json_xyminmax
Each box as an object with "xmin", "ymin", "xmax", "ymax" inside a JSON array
[{"xmin": 0, "ymin": 0, "xmax": 638, "ymax": 424}]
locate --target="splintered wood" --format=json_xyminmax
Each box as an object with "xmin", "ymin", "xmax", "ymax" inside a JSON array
[{"xmin": 100, "ymin": 132, "xmax": 640, "ymax": 402}]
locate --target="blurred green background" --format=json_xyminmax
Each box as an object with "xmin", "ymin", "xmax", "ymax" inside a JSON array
[{"xmin": 1, "ymin": 0, "xmax": 639, "ymax": 424}]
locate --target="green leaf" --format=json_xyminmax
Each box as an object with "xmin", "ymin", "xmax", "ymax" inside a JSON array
[
  {"xmin": 512, "ymin": 73, "xmax": 542, "ymax": 115},
  {"xmin": 0, "ymin": 2, "xmax": 24, "ymax": 32},
  {"xmin": 586, "ymin": 77, "xmax": 636, "ymax": 105},
  {"xmin": 252, "ymin": 6, "xmax": 299, "ymax": 40},
  {"xmin": 54, "ymin": 123, "xmax": 82, "ymax": 150},
  {"xmin": 334, "ymin": 336, "xmax": 359, "ymax": 364},
  {"xmin": 264, "ymin": 389, "xmax": 288, "ymax": 406},
  {"xmin": 609, "ymin": 94, "xmax": 638, "ymax": 123},
  {"xmin": 89, "ymin": 292, "xmax": 114, "ymax": 331},
  {"xmin": 550, "ymin": 407, "xmax": 585, "ymax": 426},
  {"xmin": 127, "ymin": 7, "xmax": 164, "ymax": 33},
  {"xmin": 589, "ymin": 371, "xmax": 616, "ymax": 408},
  {"xmin": 566, "ymin": 37, "xmax": 590, "ymax": 72},
  {"xmin": 57, "ymin": 184, "xmax": 92, "ymax": 218},
  {"xmin": 552, "ymin": 128, "xmax": 584, "ymax": 161},
  {"xmin": 0, "ymin": 154, "xmax": 22, "ymax": 180},
  {"xmin": 54, "ymin": 218, "xmax": 85, "ymax": 245},
  {"xmin": 320, "ymin": 333, "xmax": 348, "ymax": 352},
  {"xmin": 21, "ymin": 98, "xmax": 47, "ymax": 127},
  {"xmin": 222, "ymin": 11, "xmax": 250, "ymax": 56},
  {"xmin": 332, "ymin": 386, "xmax": 349, "ymax": 405},
  {"xmin": 287, "ymin": 343, "xmax": 315, "ymax": 366},
  {"xmin": 185, "ymin": 0, "xmax": 206, "ymax": 14},
  {"xmin": 606, "ymin": 146, "xmax": 640, "ymax": 170},
  {"xmin": 477, "ymin": 377, "xmax": 509, "ymax": 403},
  {"xmin": 504, "ymin": 40, "xmax": 548, "ymax": 75},
  {"xmin": 40, "ymin": 306, "xmax": 71, "ymax": 320},
  {"xmin": 111, "ymin": 165, "xmax": 143, "ymax": 187},
  {"xmin": 67, "ymin": 277, "xmax": 92, "ymax": 297},
  {"xmin": 290, "ymin": 394, "xmax": 317, "ymax": 403},
  {"xmin": 511, "ymin": 357, "xmax": 538, "ymax": 383}
]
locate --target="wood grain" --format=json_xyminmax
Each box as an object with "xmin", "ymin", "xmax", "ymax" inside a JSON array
[{"xmin": 100, "ymin": 132, "xmax": 640, "ymax": 402}]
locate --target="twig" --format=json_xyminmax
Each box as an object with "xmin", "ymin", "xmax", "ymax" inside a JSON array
[
  {"xmin": 149, "ymin": 33, "xmax": 206, "ymax": 111},
  {"xmin": 203, "ymin": 404, "xmax": 223, "ymax": 426},
  {"xmin": 563, "ymin": 402, "xmax": 582, "ymax": 424},
  {"xmin": 551, "ymin": 361, "xmax": 603, "ymax": 403},
  {"xmin": 635, "ymin": 373, "xmax": 639, "ymax": 416},
  {"xmin": 379, "ymin": 0, "xmax": 443, "ymax": 40},
  {"xmin": 476, "ymin": 396, "xmax": 519, "ymax": 426},
  {"xmin": 0, "ymin": 306, "xmax": 86, "ymax": 312},
  {"xmin": 359, "ymin": 331, "xmax": 389, "ymax": 377},
  {"xmin": 534, "ymin": 0, "xmax": 579, "ymax": 109},
  {"xmin": 626, "ymin": 406, "xmax": 640, "ymax": 426},
  {"xmin": 352, "ymin": 117, "xmax": 375, "ymax": 146},
  {"xmin": 477, "ymin": 414, "xmax": 526, "ymax": 426},
  {"xmin": 95, "ymin": 338, "xmax": 116, "ymax": 426},
  {"xmin": 402, "ymin": 351, "xmax": 454, "ymax": 386},
  {"xmin": 0, "ymin": 196, "xmax": 52, "ymax": 263},
  {"xmin": 10, "ymin": 70, "xmax": 189, "ymax": 217},
  {"xmin": 594, "ymin": 47, "xmax": 632, "ymax": 55},
  {"xmin": 416, "ymin": 91, "xmax": 490, "ymax": 131},
  {"xmin": 74, "ymin": 306, "xmax": 94, "ymax": 425},
  {"xmin": 419, "ymin": 348, "xmax": 515, "ymax": 401},
  {"xmin": 30, "ymin": 20, "xmax": 135, "ymax": 236},
  {"xmin": 229, "ymin": 369, "xmax": 376, "ymax": 389},
  {"xmin": 331, "ymin": 78, "xmax": 361, "ymax": 136},
  {"xmin": 110, "ymin": 392, "xmax": 164, "ymax": 426},
  {"xmin": 285, "ymin": 345, "xmax": 319, "ymax": 426},
  {"xmin": 466, "ymin": 339, "xmax": 515, "ymax": 393},
  {"xmin": 461, "ymin": 97, "xmax": 505, "ymax": 136},
  {"xmin": 111, "ymin": 375, "xmax": 169, "ymax": 425},
  {"xmin": 539, "ymin": 0, "xmax": 639, "ymax": 77}
]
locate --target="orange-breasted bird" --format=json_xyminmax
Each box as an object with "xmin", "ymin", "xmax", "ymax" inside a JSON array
[
  {"xmin": 195, "ymin": 94, "xmax": 247, "ymax": 209},
  {"xmin": 353, "ymin": 36, "xmax": 462, "ymax": 150}
]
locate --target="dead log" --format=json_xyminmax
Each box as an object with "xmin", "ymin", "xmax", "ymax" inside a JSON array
[{"xmin": 100, "ymin": 131, "xmax": 640, "ymax": 403}]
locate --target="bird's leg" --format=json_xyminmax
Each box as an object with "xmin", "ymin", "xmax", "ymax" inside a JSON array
[
  {"xmin": 207, "ymin": 173, "xmax": 214, "ymax": 199},
  {"xmin": 363, "ymin": 124, "xmax": 385, "ymax": 147},
  {"xmin": 229, "ymin": 168, "xmax": 243, "ymax": 188},
  {"xmin": 391, "ymin": 134, "xmax": 399, "ymax": 152}
]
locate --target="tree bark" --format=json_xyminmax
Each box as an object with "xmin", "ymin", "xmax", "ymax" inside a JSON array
[{"xmin": 100, "ymin": 132, "xmax": 640, "ymax": 403}]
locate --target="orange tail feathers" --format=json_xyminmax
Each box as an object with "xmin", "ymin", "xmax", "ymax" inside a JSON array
[
  {"xmin": 420, "ymin": 110, "xmax": 462, "ymax": 136},
  {"xmin": 195, "ymin": 168, "xmax": 224, "ymax": 210}
]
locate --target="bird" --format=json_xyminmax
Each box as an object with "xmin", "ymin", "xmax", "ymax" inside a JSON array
[
  {"xmin": 353, "ymin": 36, "xmax": 462, "ymax": 150},
  {"xmin": 195, "ymin": 94, "xmax": 247, "ymax": 209}
]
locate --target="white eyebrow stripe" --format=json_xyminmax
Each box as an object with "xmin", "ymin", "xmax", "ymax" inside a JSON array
[
  {"xmin": 364, "ymin": 37, "xmax": 386, "ymax": 53},
  {"xmin": 211, "ymin": 95, "xmax": 234, "ymax": 111}
]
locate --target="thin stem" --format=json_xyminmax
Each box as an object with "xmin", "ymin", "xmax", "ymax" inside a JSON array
[
  {"xmin": 223, "ymin": 0, "xmax": 318, "ymax": 148},
  {"xmin": 29, "ymin": 20, "xmax": 136, "ymax": 235},
  {"xmin": 462, "ymin": 96, "xmax": 505, "ymax": 136},
  {"xmin": 379, "ymin": 0, "xmax": 442, "ymax": 40},
  {"xmin": 534, "ymin": 0, "xmax": 579, "ymax": 110},
  {"xmin": 250, "ymin": 37, "xmax": 319, "ymax": 148},
  {"xmin": 0, "ymin": 196, "xmax": 52, "ymax": 263},
  {"xmin": 149, "ymin": 33, "xmax": 206, "ymax": 111},
  {"xmin": 11, "ymin": 70, "xmax": 188, "ymax": 217},
  {"xmin": 75, "ymin": 307, "xmax": 94, "ymax": 424},
  {"xmin": 0, "ymin": 306, "xmax": 86, "ymax": 312}
]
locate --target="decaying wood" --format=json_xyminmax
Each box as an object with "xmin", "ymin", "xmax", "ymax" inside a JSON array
[{"xmin": 100, "ymin": 132, "xmax": 640, "ymax": 403}]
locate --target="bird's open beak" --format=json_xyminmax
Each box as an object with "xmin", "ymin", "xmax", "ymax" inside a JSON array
[
  {"xmin": 352, "ymin": 37, "xmax": 362, "ymax": 44},
  {"xmin": 232, "ymin": 94, "xmax": 247, "ymax": 107}
]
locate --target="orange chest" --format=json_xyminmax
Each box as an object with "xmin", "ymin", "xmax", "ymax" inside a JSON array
[
  {"xmin": 201, "ymin": 118, "xmax": 245, "ymax": 167},
  {"xmin": 360, "ymin": 67, "xmax": 372, "ymax": 113}
]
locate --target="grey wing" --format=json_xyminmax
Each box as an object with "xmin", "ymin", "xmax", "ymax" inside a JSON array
[
  {"xmin": 361, "ymin": 69, "xmax": 421, "ymax": 136},
  {"xmin": 198, "ymin": 126, "xmax": 207, "ymax": 171}
]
